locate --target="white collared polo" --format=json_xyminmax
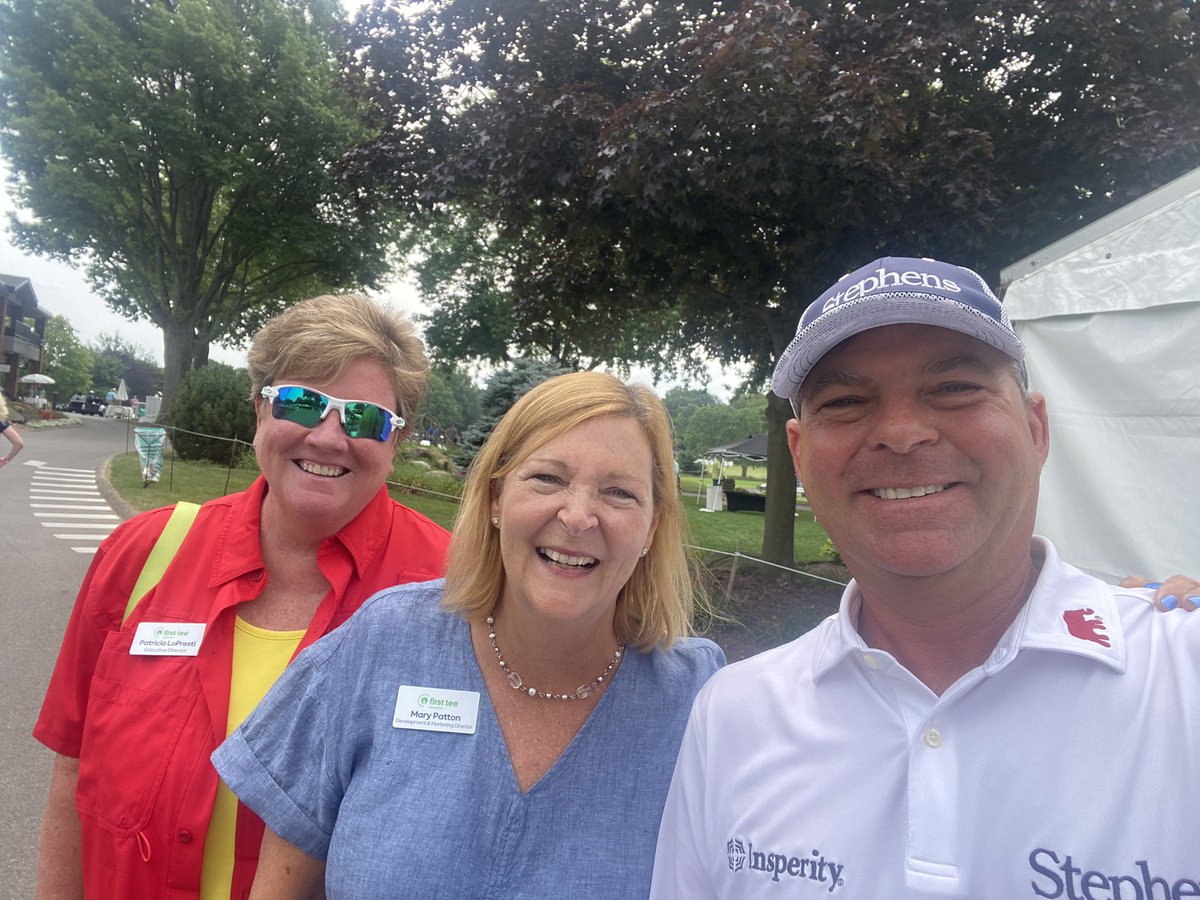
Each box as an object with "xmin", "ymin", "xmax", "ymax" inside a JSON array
[{"xmin": 651, "ymin": 538, "xmax": 1200, "ymax": 899}]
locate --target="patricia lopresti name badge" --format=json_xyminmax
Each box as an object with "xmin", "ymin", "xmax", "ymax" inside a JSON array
[
  {"xmin": 130, "ymin": 622, "xmax": 206, "ymax": 656},
  {"xmin": 393, "ymin": 685, "xmax": 480, "ymax": 735}
]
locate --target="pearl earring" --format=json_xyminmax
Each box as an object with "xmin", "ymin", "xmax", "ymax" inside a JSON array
[
  {"xmin": 641, "ymin": 547, "xmax": 649, "ymax": 556},
  {"xmin": 491, "ymin": 517, "xmax": 499, "ymax": 527}
]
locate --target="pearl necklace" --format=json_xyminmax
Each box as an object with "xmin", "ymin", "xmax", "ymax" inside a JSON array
[{"xmin": 485, "ymin": 615, "xmax": 624, "ymax": 701}]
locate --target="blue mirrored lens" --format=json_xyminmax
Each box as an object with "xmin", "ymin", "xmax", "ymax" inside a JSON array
[
  {"xmin": 272, "ymin": 386, "xmax": 325, "ymax": 426},
  {"xmin": 270, "ymin": 386, "xmax": 394, "ymax": 441},
  {"xmin": 343, "ymin": 402, "xmax": 390, "ymax": 441}
]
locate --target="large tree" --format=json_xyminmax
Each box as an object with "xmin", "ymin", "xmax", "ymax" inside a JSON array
[
  {"xmin": 347, "ymin": 0, "xmax": 1200, "ymax": 564},
  {"xmin": 0, "ymin": 0, "xmax": 399, "ymax": 410}
]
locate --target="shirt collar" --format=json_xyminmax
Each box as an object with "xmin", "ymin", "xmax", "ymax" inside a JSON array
[
  {"xmin": 812, "ymin": 537, "xmax": 1126, "ymax": 683},
  {"xmin": 993, "ymin": 537, "xmax": 1126, "ymax": 674},
  {"xmin": 209, "ymin": 476, "xmax": 269, "ymax": 586},
  {"xmin": 208, "ymin": 476, "xmax": 396, "ymax": 586},
  {"xmin": 324, "ymin": 483, "xmax": 395, "ymax": 578}
]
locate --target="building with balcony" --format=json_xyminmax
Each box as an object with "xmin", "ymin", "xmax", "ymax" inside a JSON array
[{"xmin": 1, "ymin": 274, "xmax": 50, "ymax": 400}]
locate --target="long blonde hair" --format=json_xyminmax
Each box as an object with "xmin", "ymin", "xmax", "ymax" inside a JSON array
[{"xmin": 442, "ymin": 371, "xmax": 696, "ymax": 651}]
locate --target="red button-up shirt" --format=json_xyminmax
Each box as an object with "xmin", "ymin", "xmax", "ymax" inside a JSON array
[{"xmin": 34, "ymin": 477, "xmax": 449, "ymax": 898}]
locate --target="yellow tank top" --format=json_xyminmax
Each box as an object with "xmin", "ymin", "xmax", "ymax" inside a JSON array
[{"xmin": 199, "ymin": 617, "xmax": 304, "ymax": 899}]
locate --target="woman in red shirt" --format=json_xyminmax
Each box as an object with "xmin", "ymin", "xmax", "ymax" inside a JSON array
[{"xmin": 34, "ymin": 294, "xmax": 450, "ymax": 899}]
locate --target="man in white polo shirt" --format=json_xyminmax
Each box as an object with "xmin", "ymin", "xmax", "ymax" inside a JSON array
[{"xmin": 650, "ymin": 257, "xmax": 1200, "ymax": 898}]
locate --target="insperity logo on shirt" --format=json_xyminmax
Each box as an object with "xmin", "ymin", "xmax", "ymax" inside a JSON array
[{"xmin": 726, "ymin": 836, "xmax": 846, "ymax": 892}]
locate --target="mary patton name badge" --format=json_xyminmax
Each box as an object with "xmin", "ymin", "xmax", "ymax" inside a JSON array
[
  {"xmin": 393, "ymin": 685, "xmax": 480, "ymax": 735},
  {"xmin": 130, "ymin": 622, "xmax": 206, "ymax": 656}
]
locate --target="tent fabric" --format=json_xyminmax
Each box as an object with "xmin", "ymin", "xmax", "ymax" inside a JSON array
[
  {"xmin": 1004, "ymin": 168, "xmax": 1200, "ymax": 319},
  {"xmin": 1000, "ymin": 168, "xmax": 1200, "ymax": 583},
  {"xmin": 705, "ymin": 434, "xmax": 768, "ymax": 460}
]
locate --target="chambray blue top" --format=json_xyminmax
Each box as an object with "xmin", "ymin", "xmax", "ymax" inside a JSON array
[{"xmin": 213, "ymin": 579, "xmax": 724, "ymax": 899}]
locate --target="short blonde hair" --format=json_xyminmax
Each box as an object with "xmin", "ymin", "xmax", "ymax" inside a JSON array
[
  {"xmin": 246, "ymin": 294, "xmax": 429, "ymax": 429},
  {"xmin": 442, "ymin": 371, "xmax": 696, "ymax": 651}
]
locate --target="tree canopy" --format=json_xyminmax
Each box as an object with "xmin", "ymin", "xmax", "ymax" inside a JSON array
[
  {"xmin": 682, "ymin": 395, "xmax": 767, "ymax": 468},
  {"xmin": 662, "ymin": 385, "xmax": 720, "ymax": 455},
  {"xmin": 42, "ymin": 316, "xmax": 94, "ymax": 400},
  {"xmin": 346, "ymin": 0, "xmax": 1200, "ymax": 563},
  {"xmin": 90, "ymin": 333, "xmax": 163, "ymax": 400},
  {"xmin": 0, "ymin": 0, "xmax": 400, "ymax": 411},
  {"xmin": 458, "ymin": 357, "xmax": 570, "ymax": 461},
  {"xmin": 418, "ymin": 365, "xmax": 484, "ymax": 437}
]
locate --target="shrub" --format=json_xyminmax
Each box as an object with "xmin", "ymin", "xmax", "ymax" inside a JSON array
[
  {"xmin": 818, "ymin": 538, "xmax": 844, "ymax": 565},
  {"xmin": 165, "ymin": 363, "xmax": 256, "ymax": 464},
  {"xmin": 391, "ymin": 443, "xmax": 463, "ymax": 498}
]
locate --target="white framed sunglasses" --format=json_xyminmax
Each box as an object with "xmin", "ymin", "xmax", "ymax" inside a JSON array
[{"xmin": 260, "ymin": 385, "xmax": 405, "ymax": 442}]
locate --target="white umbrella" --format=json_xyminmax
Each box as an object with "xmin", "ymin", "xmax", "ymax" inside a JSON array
[
  {"xmin": 115, "ymin": 378, "xmax": 129, "ymax": 401},
  {"xmin": 18, "ymin": 372, "xmax": 55, "ymax": 385}
]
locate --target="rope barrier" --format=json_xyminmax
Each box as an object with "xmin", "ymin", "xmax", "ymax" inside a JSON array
[
  {"xmin": 686, "ymin": 545, "xmax": 848, "ymax": 587},
  {"xmin": 384, "ymin": 479, "xmax": 463, "ymax": 502}
]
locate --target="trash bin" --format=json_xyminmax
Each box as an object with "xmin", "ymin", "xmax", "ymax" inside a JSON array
[{"xmin": 134, "ymin": 426, "xmax": 167, "ymax": 485}]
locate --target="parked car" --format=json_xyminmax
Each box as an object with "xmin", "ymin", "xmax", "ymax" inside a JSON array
[{"xmin": 67, "ymin": 392, "xmax": 106, "ymax": 416}]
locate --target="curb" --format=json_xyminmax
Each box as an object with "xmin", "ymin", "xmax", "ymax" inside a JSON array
[
  {"xmin": 11, "ymin": 412, "xmax": 85, "ymax": 430},
  {"xmin": 98, "ymin": 454, "xmax": 137, "ymax": 521}
]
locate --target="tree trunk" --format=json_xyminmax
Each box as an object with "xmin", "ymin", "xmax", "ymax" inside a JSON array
[
  {"xmin": 161, "ymin": 321, "xmax": 200, "ymax": 419},
  {"xmin": 761, "ymin": 392, "xmax": 797, "ymax": 567}
]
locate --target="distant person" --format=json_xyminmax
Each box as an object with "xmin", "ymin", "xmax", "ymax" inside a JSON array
[
  {"xmin": 34, "ymin": 294, "xmax": 451, "ymax": 899},
  {"xmin": 212, "ymin": 372, "xmax": 724, "ymax": 898},
  {"xmin": 651, "ymin": 257, "xmax": 1200, "ymax": 897},
  {"xmin": 0, "ymin": 393, "xmax": 24, "ymax": 469}
]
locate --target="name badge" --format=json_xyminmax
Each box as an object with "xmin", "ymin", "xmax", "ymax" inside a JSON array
[
  {"xmin": 130, "ymin": 622, "xmax": 206, "ymax": 656},
  {"xmin": 393, "ymin": 685, "xmax": 480, "ymax": 735}
]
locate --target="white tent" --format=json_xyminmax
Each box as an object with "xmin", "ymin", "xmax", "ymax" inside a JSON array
[{"xmin": 1000, "ymin": 167, "xmax": 1200, "ymax": 583}]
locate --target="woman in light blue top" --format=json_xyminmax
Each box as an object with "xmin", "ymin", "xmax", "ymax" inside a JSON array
[{"xmin": 213, "ymin": 371, "xmax": 725, "ymax": 898}]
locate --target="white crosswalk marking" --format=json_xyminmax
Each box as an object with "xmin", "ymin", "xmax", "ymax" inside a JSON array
[
  {"xmin": 31, "ymin": 504, "xmax": 109, "ymax": 511},
  {"xmin": 30, "ymin": 466, "xmax": 123, "ymax": 555},
  {"xmin": 33, "ymin": 512, "xmax": 119, "ymax": 519}
]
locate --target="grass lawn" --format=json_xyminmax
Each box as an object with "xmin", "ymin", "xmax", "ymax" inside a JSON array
[
  {"xmin": 109, "ymin": 452, "xmax": 261, "ymax": 510},
  {"xmin": 109, "ymin": 451, "xmax": 829, "ymax": 562},
  {"xmin": 682, "ymin": 494, "xmax": 827, "ymax": 563},
  {"xmin": 109, "ymin": 452, "xmax": 464, "ymax": 528}
]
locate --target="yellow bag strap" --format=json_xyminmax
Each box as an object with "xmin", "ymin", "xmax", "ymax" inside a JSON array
[{"xmin": 122, "ymin": 501, "xmax": 202, "ymax": 625}]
